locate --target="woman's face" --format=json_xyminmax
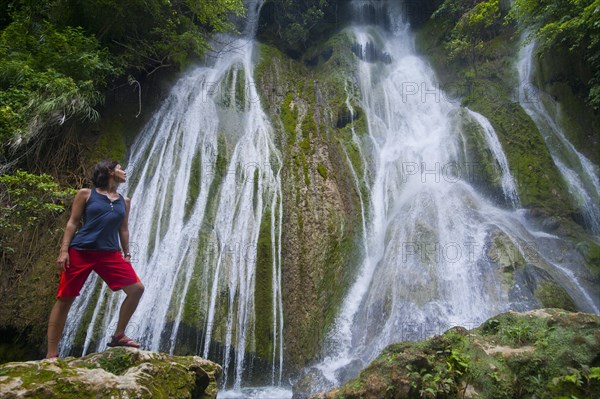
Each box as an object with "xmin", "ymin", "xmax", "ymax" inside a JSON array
[{"xmin": 111, "ymin": 164, "xmax": 127, "ymax": 183}]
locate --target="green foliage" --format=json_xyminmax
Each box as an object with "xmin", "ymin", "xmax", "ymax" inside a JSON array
[
  {"xmin": 497, "ymin": 316, "xmax": 543, "ymax": 345},
  {"xmin": 406, "ymin": 363, "xmax": 456, "ymax": 398},
  {"xmin": 89, "ymin": 127, "xmax": 127, "ymax": 166},
  {"xmin": 0, "ymin": 0, "xmax": 244, "ymax": 151},
  {"xmin": 404, "ymin": 337, "xmax": 470, "ymax": 398},
  {"xmin": 0, "ymin": 19, "xmax": 116, "ymax": 146},
  {"xmin": 0, "ymin": 170, "xmax": 75, "ymax": 258},
  {"xmin": 510, "ymin": 0, "xmax": 600, "ymax": 106},
  {"xmin": 550, "ymin": 366, "xmax": 600, "ymax": 398},
  {"xmin": 281, "ymin": 92, "xmax": 299, "ymax": 144},
  {"xmin": 446, "ymin": 348, "xmax": 470, "ymax": 376},
  {"xmin": 332, "ymin": 310, "xmax": 600, "ymax": 399},
  {"xmin": 75, "ymin": 0, "xmax": 245, "ymax": 73},
  {"xmin": 0, "ymin": 170, "xmax": 75, "ymax": 231},
  {"xmin": 254, "ymin": 210, "xmax": 274, "ymax": 360},
  {"xmin": 95, "ymin": 350, "xmax": 135, "ymax": 375},
  {"xmin": 432, "ymin": 0, "xmax": 480, "ymax": 22},
  {"xmin": 436, "ymin": 0, "xmax": 504, "ymax": 68}
]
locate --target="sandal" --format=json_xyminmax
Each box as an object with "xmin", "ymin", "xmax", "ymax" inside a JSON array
[
  {"xmin": 107, "ymin": 333, "xmax": 140, "ymax": 348},
  {"xmin": 45, "ymin": 353, "xmax": 59, "ymax": 359}
]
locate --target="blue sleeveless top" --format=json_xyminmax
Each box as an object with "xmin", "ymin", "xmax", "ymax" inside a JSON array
[{"xmin": 70, "ymin": 188, "xmax": 126, "ymax": 251}]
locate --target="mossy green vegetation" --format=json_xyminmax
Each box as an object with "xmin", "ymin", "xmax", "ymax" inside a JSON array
[
  {"xmin": 202, "ymin": 133, "xmax": 229, "ymax": 233},
  {"xmin": 217, "ymin": 65, "xmax": 247, "ymax": 110},
  {"xmin": 185, "ymin": 149, "xmax": 203, "ymax": 222},
  {"xmin": 510, "ymin": 0, "xmax": 600, "ymax": 108},
  {"xmin": 88, "ymin": 126, "xmax": 127, "ymax": 166},
  {"xmin": 0, "ymin": 171, "xmax": 76, "ymax": 361},
  {"xmin": 579, "ymin": 241, "xmax": 600, "ymax": 277},
  {"xmin": 254, "ymin": 209, "xmax": 274, "ymax": 361},
  {"xmin": 317, "ymin": 163, "xmax": 328, "ymax": 179},
  {"xmin": 534, "ymin": 282, "xmax": 577, "ymax": 312},
  {"xmin": 319, "ymin": 309, "xmax": 600, "ymax": 399},
  {"xmin": 257, "ymin": 0, "xmax": 347, "ymax": 58}
]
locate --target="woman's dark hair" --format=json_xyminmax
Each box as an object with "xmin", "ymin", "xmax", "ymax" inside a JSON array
[{"xmin": 92, "ymin": 160, "xmax": 119, "ymax": 188}]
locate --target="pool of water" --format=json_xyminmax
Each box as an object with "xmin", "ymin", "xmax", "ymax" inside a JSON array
[{"xmin": 218, "ymin": 387, "xmax": 293, "ymax": 399}]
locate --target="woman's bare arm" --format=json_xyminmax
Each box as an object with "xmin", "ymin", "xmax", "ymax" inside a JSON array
[
  {"xmin": 57, "ymin": 189, "xmax": 90, "ymax": 270},
  {"xmin": 119, "ymin": 197, "xmax": 131, "ymax": 260}
]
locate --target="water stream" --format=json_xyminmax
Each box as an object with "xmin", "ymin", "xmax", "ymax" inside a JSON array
[{"xmin": 466, "ymin": 108, "xmax": 520, "ymax": 207}]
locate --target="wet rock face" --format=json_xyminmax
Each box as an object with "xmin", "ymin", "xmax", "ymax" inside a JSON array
[
  {"xmin": 0, "ymin": 348, "xmax": 222, "ymax": 399},
  {"xmin": 292, "ymin": 367, "xmax": 331, "ymax": 399},
  {"xmin": 350, "ymin": 41, "xmax": 392, "ymax": 64}
]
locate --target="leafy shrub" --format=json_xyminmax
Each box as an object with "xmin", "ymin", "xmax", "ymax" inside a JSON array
[
  {"xmin": 0, "ymin": 20, "xmax": 117, "ymax": 147},
  {"xmin": 0, "ymin": 170, "xmax": 75, "ymax": 252}
]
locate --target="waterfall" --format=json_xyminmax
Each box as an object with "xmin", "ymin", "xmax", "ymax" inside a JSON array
[
  {"xmin": 466, "ymin": 109, "xmax": 520, "ymax": 207},
  {"xmin": 516, "ymin": 41, "xmax": 600, "ymax": 236},
  {"xmin": 60, "ymin": 0, "xmax": 286, "ymax": 393},
  {"xmin": 311, "ymin": 0, "xmax": 600, "ymax": 391},
  {"xmin": 56, "ymin": 1, "xmax": 600, "ymax": 397}
]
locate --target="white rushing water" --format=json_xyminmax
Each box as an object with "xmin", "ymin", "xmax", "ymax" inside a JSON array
[
  {"xmin": 60, "ymin": 0, "xmax": 287, "ymax": 393},
  {"xmin": 517, "ymin": 41, "xmax": 600, "ymax": 236},
  {"xmin": 466, "ymin": 108, "xmax": 520, "ymax": 207},
  {"xmin": 312, "ymin": 0, "xmax": 599, "ymax": 390}
]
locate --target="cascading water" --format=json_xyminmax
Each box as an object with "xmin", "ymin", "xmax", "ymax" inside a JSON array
[
  {"xmin": 466, "ymin": 109, "xmax": 520, "ymax": 207},
  {"xmin": 516, "ymin": 41, "xmax": 600, "ymax": 236},
  {"xmin": 308, "ymin": 0, "xmax": 600, "ymax": 392},
  {"xmin": 60, "ymin": 1, "xmax": 287, "ymax": 395}
]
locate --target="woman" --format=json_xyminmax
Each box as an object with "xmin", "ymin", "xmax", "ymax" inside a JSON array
[{"xmin": 46, "ymin": 160, "xmax": 145, "ymax": 358}]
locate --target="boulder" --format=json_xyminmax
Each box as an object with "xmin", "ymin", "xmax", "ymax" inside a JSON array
[{"xmin": 0, "ymin": 348, "xmax": 222, "ymax": 399}]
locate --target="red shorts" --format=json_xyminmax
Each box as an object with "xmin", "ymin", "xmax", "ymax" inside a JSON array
[{"xmin": 56, "ymin": 248, "xmax": 141, "ymax": 298}]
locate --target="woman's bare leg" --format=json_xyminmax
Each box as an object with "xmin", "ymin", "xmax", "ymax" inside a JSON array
[
  {"xmin": 46, "ymin": 297, "xmax": 76, "ymax": 357},
  {"xmin": 114, "ymin": 282, "xmax": 145, "ymax": 337}
]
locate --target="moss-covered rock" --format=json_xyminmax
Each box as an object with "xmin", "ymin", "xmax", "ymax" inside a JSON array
[
  {"xmin": 486, "ymin": 229, "xmax": 526, "ymax": 290},
  {"xmin": 255, "ymin": 35, "xmax": 364, "ymax": 372},
  {"xmin": 578, "ymin": 241, "xmax": 600, "ymax": 278},
  {"xmin": 0, "ymin": 348, "xmax": 222, "ymax": 399},
  {"xmin": 311, "ymin": 309, "xmax": 600, "ymax": 399},
  {"xmin": 534, "ymin": 282, "xmax": 577, "ymax": 311}
]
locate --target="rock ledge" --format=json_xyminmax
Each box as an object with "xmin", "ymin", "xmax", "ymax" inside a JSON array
[{"xmin": 0, "ymin": 348, "xmax": 221, "ymax": 399}]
